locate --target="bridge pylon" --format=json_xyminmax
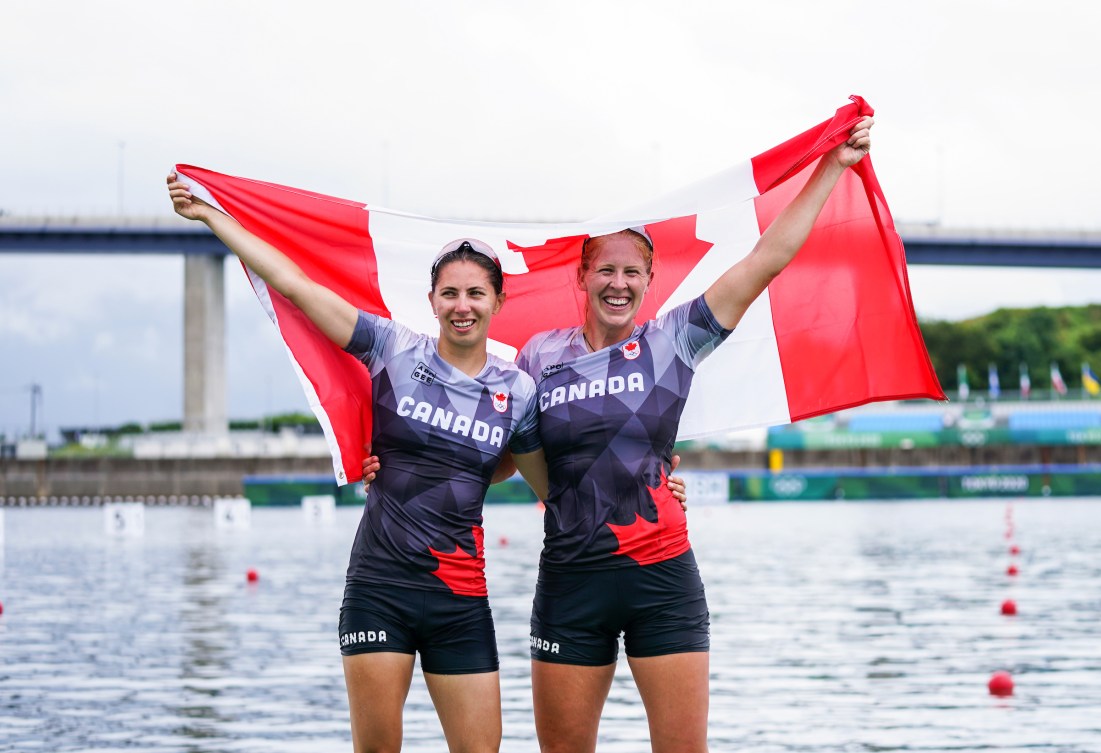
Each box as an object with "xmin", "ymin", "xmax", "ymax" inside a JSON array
[{"xmin": 183, "ymin": 254, "xmax": 227, "ymax": 434}]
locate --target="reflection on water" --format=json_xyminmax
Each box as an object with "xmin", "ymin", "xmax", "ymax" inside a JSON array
[{"xmin": 0, "ymin": 499, "xmax": 1099, "ymax": 752}]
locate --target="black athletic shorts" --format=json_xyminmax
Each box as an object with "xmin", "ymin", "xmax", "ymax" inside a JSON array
[
  {"xmin": 339, "ymin": 581, "xmax": 499, "ymax": 675},
  {"xmin": 529, "ymin": 549, "xmax": 710, "ymax": 665}
]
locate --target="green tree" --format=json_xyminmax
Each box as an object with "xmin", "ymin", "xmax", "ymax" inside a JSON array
[{"xmin": 919, "ymin": 305, "xmax": 1101, "ymax": 390}]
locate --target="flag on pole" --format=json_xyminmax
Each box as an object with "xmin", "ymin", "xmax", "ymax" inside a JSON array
[
  {"xmin": 175, "ymin": 96, "xmax": 944, "ymax": 484},
  {"xmin": 1051, "ymin": 362, "xmax": 1068, "ymax": 396},
  {"xmin": 1019, "ymin": 362, "xmax": 1031, "ymax": 400},
  {"xmin": 988, "ymin": 363, "xmax": 1000, "ymax": 399},
  {"xmin": 957, "ymin": 364, "xmax": 970, "ymax": 401},
  {"xmin": 1083, "ymin": 363, "xmax": 1101, "ymax": 396}
]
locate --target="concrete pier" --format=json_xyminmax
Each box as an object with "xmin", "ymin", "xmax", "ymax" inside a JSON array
[{"xmin": 183, "ymin": 255, "xmax": 227, "ymax": 434}]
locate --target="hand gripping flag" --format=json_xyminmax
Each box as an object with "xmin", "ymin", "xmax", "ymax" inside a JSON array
[{"xmin": 176, "ymin": 96, "xmax": 944, "ymax": 485}]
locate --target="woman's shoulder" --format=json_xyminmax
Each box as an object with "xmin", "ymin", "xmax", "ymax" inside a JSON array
[
  {"xmin": 346, "ymin": 311, "xmax": 429, "ymax": 360},
  {"xmin": 485, "ymin": 352, "xmax": 538, "ymax": 393},
  {"xmin": 520, "ymin": 326, "xmax": 579, "ymax": 359},
  {"xmin": 485, "ymin": 350, "xmax": 526, "ymax": 374},
  {"xmin": 355, "ymin": 311, "xmax": 434, "ymax": 342}
]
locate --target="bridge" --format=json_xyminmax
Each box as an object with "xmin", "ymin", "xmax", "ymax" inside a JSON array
[
  {"xmin": 5, "ymin": 216, "xmax": 1101, "ymax": 266},
  {"xmin": 3, "ymin": 215, "xmax": 1101, "ymax": 434}
]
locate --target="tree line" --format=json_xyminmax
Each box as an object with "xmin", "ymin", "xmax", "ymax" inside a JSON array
[{"xmin": 920, "ymin": 304, "xmax": 1101, "ymax": 390}]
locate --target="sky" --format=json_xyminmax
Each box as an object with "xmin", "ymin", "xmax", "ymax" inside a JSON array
[{"xmin": 2, "ymin": 0, "xmax": 1100, "ymax": 439}]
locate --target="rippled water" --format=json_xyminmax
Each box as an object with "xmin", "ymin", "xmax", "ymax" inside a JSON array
[{"xmin": 1, "ymin": 498, "xmax": 1099, "ymax": 752}]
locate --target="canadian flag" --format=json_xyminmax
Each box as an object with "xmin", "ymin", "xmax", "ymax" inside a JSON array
[{"xmin": 176, "ymin": 96, "xmax": 943, "ymax": 485}]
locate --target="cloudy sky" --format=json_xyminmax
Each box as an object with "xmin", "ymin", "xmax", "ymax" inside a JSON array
[{"xmin": 2, "ymin": 1, "xmax": 1099, "ymax": 438}]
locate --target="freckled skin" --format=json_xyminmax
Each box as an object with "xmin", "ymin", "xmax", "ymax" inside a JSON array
[{"xmin": 577, "ymin": 235, "xmax": 652, "ymax": 350}]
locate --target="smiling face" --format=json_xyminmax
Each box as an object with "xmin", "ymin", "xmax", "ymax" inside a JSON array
[
  {"xmin": 428, "ymin": 259, "xmax": 504, "ymax": 352},
  {"xmin": 578, "ymin": 231, "xmax": 653, "ymax": 343}
]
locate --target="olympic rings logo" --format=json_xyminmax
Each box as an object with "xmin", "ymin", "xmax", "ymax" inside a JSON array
[{"xmin": 769, "ymin": 476, "xmax": 807, "ymax": 497}]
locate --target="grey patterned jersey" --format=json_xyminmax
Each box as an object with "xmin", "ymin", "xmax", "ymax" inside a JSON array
[
  {"xmin": 344, "ymin": 311, "xmax": 540, "ymax": 596},
  {"xmin": 517, "ymin": 295, "xmax": 731, "ymax": 570}
]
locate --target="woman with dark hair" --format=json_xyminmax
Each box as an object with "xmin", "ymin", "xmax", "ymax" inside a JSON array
[
  {"xmin": 516, "ymin": 116, "xmax": 874, "ymax": 752},
  {"xmin": 167, "ymin": 172, "xmax": 547, "ymax": 753}
]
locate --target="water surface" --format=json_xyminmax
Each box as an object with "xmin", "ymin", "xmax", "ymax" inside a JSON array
[{"xmin": 1, "ymin": 499, "xmax": 1098, "ymax": 751}]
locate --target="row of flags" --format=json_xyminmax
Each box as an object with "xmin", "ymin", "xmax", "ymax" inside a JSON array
[{"xmin": 957, "ymin": 363, "xmax": 1101, "ymax": 399}]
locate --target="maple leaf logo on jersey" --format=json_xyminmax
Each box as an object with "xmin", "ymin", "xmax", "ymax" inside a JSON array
[
  {"xmin": 492, "ymin": 391, "xmax": 509, "ymax": 413},
  {"xmin": 429, "ymin": 525, "xmax": 487, "ymax": 596},
  {"xmin": 622, "ymin": 341, "xmax": 641, "ymax": 360},
  {"xmin": 605, "ymin": 466, "xmax": 690, "ymax": 565}
]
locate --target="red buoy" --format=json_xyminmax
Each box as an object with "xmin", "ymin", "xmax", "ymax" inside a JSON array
[
  {"xmin": 1009, "ymin": 544, "xmax": 1020, "ymax": 556},
  {"xmin": 498, "ymin": 536, "xmax": 509, "ymax": 547},
  {"xmin": 0, "ymin": 600, "xmax": 4, "ymax": 616},
  {"xmin": 988, "ymin": 670, "xmax": 1014, "ymax": 696},
  {"xmin": 1006, "ymin": 564, "xmax": 1019, "ymax": 576},
  {"xmin": 246, "ymin": 568, "xmax": 260, "ymax": 583},
  {"xmin": 1000, "ymin": 599, "xmax": 1017, "ymax": 616}
]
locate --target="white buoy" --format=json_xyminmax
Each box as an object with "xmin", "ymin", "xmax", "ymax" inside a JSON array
[
  {"xmin": 213, "ymin": 496, "xmax": 252, "ymax": 530},
  {"xmin": 301, "ymin": 494, "xmax": 336, "ymax": 524},
  {"xmin": 677, "ymin": 471, "xmax": 731, "ymax": 506},
  {"xmin": 103, "ymin": 501, "xmax": 145, "ymax": 537}
]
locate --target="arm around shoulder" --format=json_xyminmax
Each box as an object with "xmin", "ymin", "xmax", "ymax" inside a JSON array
[
  {"xmin": 512, "ymin": 449, "xmax": 549, "ymax": 501},
  {"xmin": 492, "ymin": 450, "xmax": 518, "ymax": 484}
]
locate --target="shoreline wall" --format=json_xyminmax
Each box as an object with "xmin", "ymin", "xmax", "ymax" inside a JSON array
[
  {"xmin": 3, "ymin": 445, "xmax": 1101, "ymax": 501},
  {"xmin": 0, "ymin": 456, "xmax": 335, "ymax": 499}
]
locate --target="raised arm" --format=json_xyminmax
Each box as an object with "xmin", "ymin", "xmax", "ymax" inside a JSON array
[
  {"xmin": 167, "ymin": 172, "xmax": 358, "ymax": 347},
  {"xmin": 703, "ymin": 116, "xmax": 873, "ymax": 330}
]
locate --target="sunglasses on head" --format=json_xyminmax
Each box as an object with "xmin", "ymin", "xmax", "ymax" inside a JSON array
[{"xmin": 432, "ymin": 238, "xmax": 501, "ymax": 271}]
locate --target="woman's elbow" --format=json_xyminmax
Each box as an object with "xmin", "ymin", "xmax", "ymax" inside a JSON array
[{"xmin": 280, "ymin": 273, "xmax": 317, "ymax": 307}]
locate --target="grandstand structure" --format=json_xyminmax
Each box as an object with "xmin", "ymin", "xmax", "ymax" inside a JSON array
[
  {"xmin": 722, "ymin": 397, "xmax": 1101, "ymax": 501},
  {"xmin": 769, "ymin": 398, "xmax": 1101, "ymax": 454}
]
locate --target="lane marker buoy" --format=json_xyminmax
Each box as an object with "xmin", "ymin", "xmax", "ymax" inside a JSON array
[{"xmin": 988, "ymin": 671, "xmax": 1014, "ymax": 696}]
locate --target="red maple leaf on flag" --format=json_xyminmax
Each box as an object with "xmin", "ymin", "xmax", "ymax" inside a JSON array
[
  {"xmin": 488, "ymin": 216, "xmax": 713, "ymax": 351},
  {"xmin": 429, "ymin": 525, "xmax": 487, "ymax": 596},
  {"xmin": 605, "ymin": 467, "xmax": 691, "ymax": 565}
]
